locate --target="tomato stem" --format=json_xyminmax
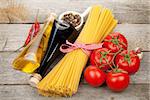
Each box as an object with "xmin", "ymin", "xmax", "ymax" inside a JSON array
[
  {"xmin": 104, "ymin": 57, "xmax": 114, "ymax": 71},
  {"xmin": 124, "ymin": 52, "xmax": 131, "ymax": 64},
  {"xmin": 111, "ymin": 47, "xmax": 123, "ymax": 68}
]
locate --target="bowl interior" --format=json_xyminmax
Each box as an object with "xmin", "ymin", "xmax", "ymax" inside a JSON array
[{"xmin": 58, "ymin": 11, "xmax": 84, "ymax": 30}]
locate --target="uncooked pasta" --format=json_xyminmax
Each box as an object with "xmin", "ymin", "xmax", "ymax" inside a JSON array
[{"xmin": 37, "ymin": 5, "xmax": 118, "ymax": 96}]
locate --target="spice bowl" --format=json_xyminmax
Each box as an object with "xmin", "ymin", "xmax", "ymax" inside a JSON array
[{"xmin": 58, "ymin": 7, "xmax": 91, "ymax": 31}]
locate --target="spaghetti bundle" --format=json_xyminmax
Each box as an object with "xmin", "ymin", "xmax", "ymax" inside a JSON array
[{"xmin": 37, "ymin": 5, "xmax": 118, "ymax": 96}]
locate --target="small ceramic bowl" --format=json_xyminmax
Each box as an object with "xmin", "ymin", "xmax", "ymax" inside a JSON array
[{"xmin": 58, "ymin": 7, "xmax": 91, "ymax": 31}]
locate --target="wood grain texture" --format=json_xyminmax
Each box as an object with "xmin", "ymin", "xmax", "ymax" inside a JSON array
[
  {"xmin": 0, "ymin": 0, "xmax": 149, "ymax": 23},
  {"xmin": 0, "ymin": 0, "xmax": 149, "ymax": 99},
  {"xmin": 0, "ymin": 84, "xmax": 149, "ymax": 100},
  {"xmin": 0, "ymin": 52, "xmax": 30, "ymax": 84},
  {"xmin": 0, "ymin": 24, "xmax": 149, "ymax": 51},
  {"xmin": 0, "ymin": 52, "xmax": 149, "ymax": 84}
]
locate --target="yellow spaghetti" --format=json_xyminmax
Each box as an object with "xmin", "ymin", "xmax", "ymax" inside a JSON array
[{"xmin": 37, "ymin": 5, "xmax": 118, "ymax": 96}]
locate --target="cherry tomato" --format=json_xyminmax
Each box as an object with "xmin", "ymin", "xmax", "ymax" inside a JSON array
[
  {"xmin": 103, "ymin": 32, "xmax": 128, "ymax": 53},
  {"xmin": 84, "ymin": 66, "xmax": 106, "ymax": 87},
  {"xmin": 90, "ymin": 48, "xmax": 114, "ymax": 71},
  {"xmin": 106, "ymin": 70, "xmax": 130, "ymax": 92},
  {"xmin": 115, "ymin": 50, "xmax": 140, "ymax": 74}
]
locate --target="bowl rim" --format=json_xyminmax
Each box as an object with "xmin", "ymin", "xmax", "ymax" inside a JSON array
[{"xmin": 58, "ymin": 11, "xmax": 84, "ymax": 30}]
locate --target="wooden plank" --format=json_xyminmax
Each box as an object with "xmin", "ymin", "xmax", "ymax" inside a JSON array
[
  {"xmin": 0, "ymin": 0, "xmax": 149, "ymax": 23},
  {"xmin": 0, "ymin": 84, "xmax": 149, "ymax": 100},
  {"xmin": 0, "ymin": 52, "xmax": 149, "ymax": 84},
  {"xmin": 114, "ymin": 24, "xmax": 150, "ymax": 51},
  {"xmin": 0, "ymin": 52, "xmax": 30, "ymax": 85},
  {"xmin": 0, "ymin": 24, "xmax": 149, "ymax": 51}
]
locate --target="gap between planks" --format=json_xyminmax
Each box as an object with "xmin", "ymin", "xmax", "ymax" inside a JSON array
[{"xmin": 0, "ymin": 0, "xmax": 149, "ymax": 24}]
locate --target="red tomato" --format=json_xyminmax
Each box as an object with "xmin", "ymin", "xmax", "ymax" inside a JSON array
[
  {"xmin": 84, "ymin": 66, "xmax": 106, "ymax": 87},
  {"xmin": 90, "ymin": 48, "xmax": 114, "ymax": 71},
  {"xmin": 106, "ymin": 70, "xmax": 130, "ymax": 92},
  {"xmin": 103, "ymin": 32, "xmax": 128, "ymax": 53},
  {"xmin": 115, "ymin": 50, "xmax": 140, "ymax": 74}
]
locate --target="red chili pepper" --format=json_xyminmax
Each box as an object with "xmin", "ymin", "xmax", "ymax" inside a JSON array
[
  {"xmin": 33, "ymin": 9, "xmax": 40, "ymax": 38},
  {"xmin": 33, "ymin": 21, "xmax": 40, "ymax": 37},
  {"xmin": 24, "ymin": 21, "xmax": 40, "ymax": 46},
  {"xmin": 24, "ymin": 24, "xmax": 34, "ymax": 46},
  {"xmin": 15, "ymin": 10, "xmax": 40, "ymax": 51},
  {"xmin": 25, "ymin": 33, "xmax": 31, "ymax": 46}
]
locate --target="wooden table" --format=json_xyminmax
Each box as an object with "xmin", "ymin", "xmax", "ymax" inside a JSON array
[{"xmin": 0, "ymin": 0, "xmax": 149, "ymax": 100}]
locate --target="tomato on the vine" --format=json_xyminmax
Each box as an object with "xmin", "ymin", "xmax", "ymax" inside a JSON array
[
  {"xmin": 90, "ymin": 48, "xmax": 114, "ymax": 71},
  {"xmin": 84, "ymin": 66, "xmax": 106, "ymax": 87},
  {"xmin": 115, "ymin": 50, "xmax": 140, "ymax": 74},
  {"xmin": 103, "ymin": 32, "xmax": 128, "ymax": 53},
  {"xmin": 106, "ymin": 69, "xmax": 130, "ymax": 92}
]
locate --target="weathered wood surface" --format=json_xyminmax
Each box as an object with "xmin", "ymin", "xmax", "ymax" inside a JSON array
[
  {"xmin": 0, "ymin": 84, "xmax": 149, "ymax": 100},
  {"xmin": 0, "ymin": 24, "xmax": 149, "ymax": 51},
  {"xmin": 0, "ymin": 0, "xmax": 149, "ymax": 24},
  {"xmin": 0, "ymin": 0, "xmax": 149, "ymax": 99},
  {"xmin": 0, "ymin": 52, "xmax": 149, "ymax": 85}
]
